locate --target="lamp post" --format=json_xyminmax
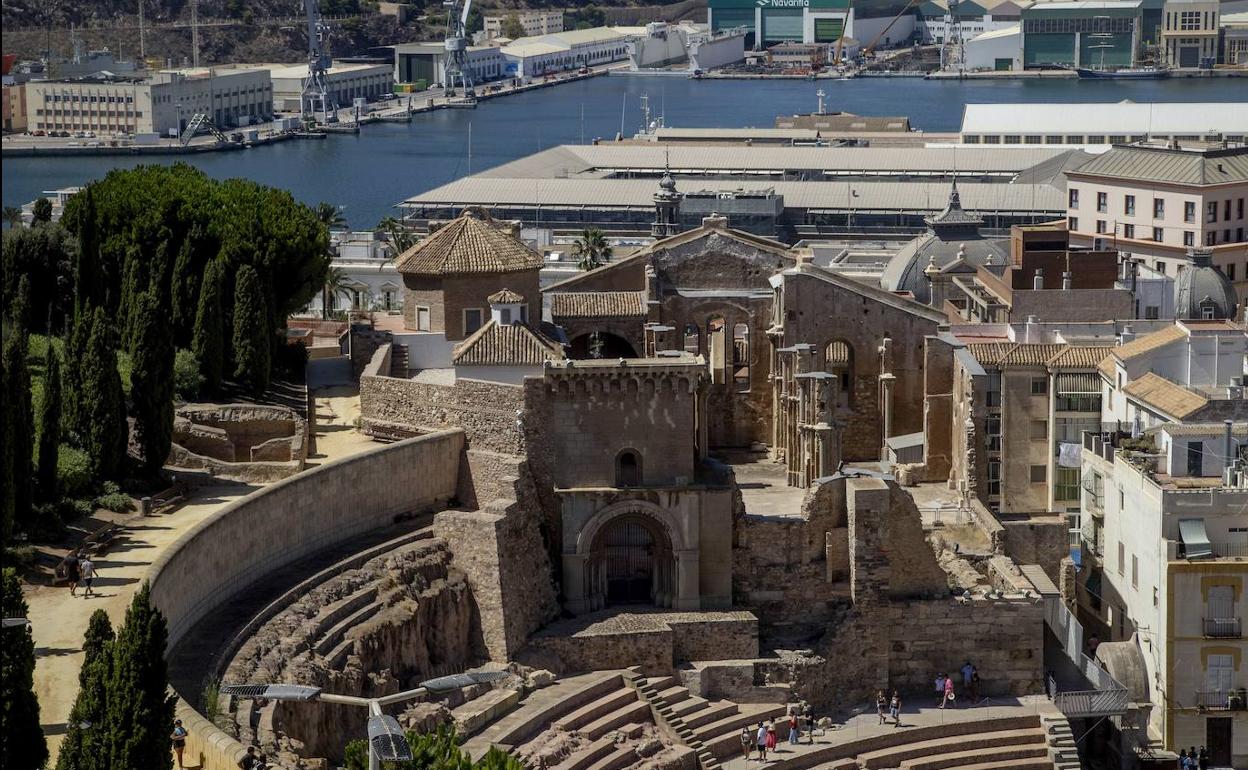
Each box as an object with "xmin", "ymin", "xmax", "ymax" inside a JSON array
[{"xmin": 222, "ymin": 670, "xmax": 508, "ymax": 770}]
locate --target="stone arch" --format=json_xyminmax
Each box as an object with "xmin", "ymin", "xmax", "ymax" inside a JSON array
[
  {"xmin": 568, "ymin": 332, "xmax": 639, "ymax": 360},
  {"xmin": 615, "ymin": 447, "xmax": 643, "ymax": 487},
  {"xmin": 572, "ymin": 500, "xmax": 689, "ymax": 612}
]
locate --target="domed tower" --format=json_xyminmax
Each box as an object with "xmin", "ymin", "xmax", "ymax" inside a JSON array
[
  {"xmin": 1174, "ymin": 248, "xmax": 1239, "ymax": 321},
  {"xmin": 652, "ymin": 150, "xmax": 681, "ymax": 239}
]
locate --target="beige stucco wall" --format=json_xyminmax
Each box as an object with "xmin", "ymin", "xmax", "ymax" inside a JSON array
[{"xmin": 147, "ymin": 430, "xmax": 465, "ymax": 769}]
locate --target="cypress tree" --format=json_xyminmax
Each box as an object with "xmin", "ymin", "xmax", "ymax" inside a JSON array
[
  {"xmin": 37, "ymin": 342, "xmax": 62, "ymax": 502},
  {"xmin": 119, "ymin": 245, "xmax": 149, "ymax": 352},
  {"xmin": 0, "ymin": 568, "xmax": 48, "ymax": 770},
  {"xmin": 31, "ymin": 196, "xmax": 52, "ymax": 223},
  {"xmin": 82, "ymin": 309, "xmax": 128, "ymax": 482},
  {"xmin": 73, "ymin": 187, "xmax": 102, "ymax": 316},
  {"xmin": 104, "ymin": 582, "xmax": 175, "ymax": 770},
  {"xmin": 57, "ymin": 610, "xmax": 115, "ymax": 770},
  {"xmin": 191, "ymin": 259, "xmax": 225, "ymax": 394},
  {"xmin": 232, "ymin": 264, "xmax": 270, "ymax": 395},
  {"xmin": 170, "ymin": 237, "xmax": 198, "ymax": 347},
  {"xmin": 2, "ymin": 326, "xmax": 34, "ymax": 535},
  {"xmin": 130, "ymin": 291, "xmax": 175, "ymax": 475},
  {"xmin": 61, "ymin": 314, "xmax": 91, "ymax": 445}
]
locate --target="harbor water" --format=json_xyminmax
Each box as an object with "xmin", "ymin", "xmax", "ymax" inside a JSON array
[{"xmin": 4, "ymin": 75, "xmax": 1246, "ymax": 229}]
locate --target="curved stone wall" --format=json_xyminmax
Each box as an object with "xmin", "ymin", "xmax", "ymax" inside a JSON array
[{"xmin": 147, "ymin": 429, "xmax": 466, "ymax": 770}]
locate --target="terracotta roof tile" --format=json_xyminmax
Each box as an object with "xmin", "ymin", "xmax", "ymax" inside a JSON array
[
  {"xmin": 1113, "ymin": 325, "xmax": 1189, "ymax": 362},
  {"xmin": 549, "ymin": 291, "xmax": 648, "ymax": 318},
  {"xmin": 452, "ymin": 320, "xmax": 565, "ymax": 366},
  {"xmin": 966, "ymin": 342, "xmax": 1015, "ymax": 366},
  {"xmin": 1047, "ymin": 346, "xmax": 1114, "ymax": 369},
  {"xmin": 1000, "ymin": 344, "xmax": 1065, "ymax": 367},
  {"xmin": 488, "ymin": 288, "xmax": 525, "ymax": 304},
  {"xmin": 1121, "ymin": 372, "xmax": 1208, "ymax": 420},
  {"xmin": 396, "ymin": 211, "xmax": 543, "ymax": 276}
]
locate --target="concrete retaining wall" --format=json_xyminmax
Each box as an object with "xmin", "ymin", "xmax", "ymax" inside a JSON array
[{"xmin": 147, "ymin": 430, "xmax": 465, "ymax": 770}]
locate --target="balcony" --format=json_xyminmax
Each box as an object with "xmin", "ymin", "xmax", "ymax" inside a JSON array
[
  {"xmin": 1204, "ymin": 618, "xmax": 1243, "ymax": 638},
  {"xmin": 1198, "ymin": 690, "xmax": 1248, "ymax": 710}
]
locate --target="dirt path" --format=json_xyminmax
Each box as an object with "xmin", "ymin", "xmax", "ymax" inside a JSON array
[{"xmin": 30, "ymin": 389, "xmax": 372, "ymax": 758}]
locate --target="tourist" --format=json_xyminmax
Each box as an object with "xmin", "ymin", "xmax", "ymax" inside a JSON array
[
  {"xmin": 934, "ymin": 672, "xmax": 946, "ymax": 706},
  {"xmin": 804, "ymin": 705, "xmax": 814, "ymax": 744},
  {"xmin": 238, "ymin": 747, "xmax": 258, "ymax": 769},
  {"xmin": 739, "ymin": 726, "xmax": 752, "ymax": 759},
  {"xmin": 256, "ymin": 753, "xmax": 269, "ymax": 769},
  {"xmin": 960, "ymin": 661, "xmax": 974, "ymax": 690},
  {"xmin": 788, "ymin": 711, "xmax": 800, "ymax": 745},
  {"xmin": 64, "ymin": 551, "xmax": 80, "ymax": 596},
  {"xmin": 1178, "ymin": 749, "xmax": 1190, "ymax": 770},
  {"xmin": 766, "ymin": 720, "xmax": 778, "ymax": 753},
  {"xmin": 970, "ymin": 666, "xmax": 981, "ymax": 702},
  {"xmin": 940, "ymin": 675, "xmax": 955, "ymax": 709},
  {"xmin": 889, "ymin": 691, "xmax": 901, "ymax": 727},
  {"xmin": 876, "ymin": 690, "xmax": 887, "ymax": 724},
  {"xmin": 1198, "ymin": 745, "xmax": 1208, "ymax": 770},
  {"xmin": 79, "ymin": 555, "xmax": 96, "ymax": 597},
  {"xmin": 171, "ymin": 719, "xmax": 188, "ymax": 767},
  {"xmin": 756, "ymin": 721, "xmax": 767, "ymax": 761}
]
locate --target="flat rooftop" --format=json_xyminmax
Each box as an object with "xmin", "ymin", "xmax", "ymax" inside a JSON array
[{"xmin": 961, "ymin": 102, "xmax": 1248, "ymax": 136}]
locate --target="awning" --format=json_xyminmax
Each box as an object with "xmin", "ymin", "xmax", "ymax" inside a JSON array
[
  {"xmin": 1056, "ymin": 373, "xmax": 1101, "ymax": 395},
  {"xmin": 1178, "ymin": 518, "xmax": 1213, "ymax": 559}
]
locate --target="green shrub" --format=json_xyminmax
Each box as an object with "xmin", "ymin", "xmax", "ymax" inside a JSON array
[
  {"xmin": 28, "ymin": 505, "xmax": 65, "ymax": 541},
  {"xmin": 57, "ymin": 445, "xmax": 93, "ymax": 499},
  {"xmin": 4, "ymin": 545, "xmax": 37, "ymax": 568},
  {"xmin": 57, "ymin": 497, "xmax": 95, "ymax": 521},
  {"xmin": 173, "ymin": 348, "xmax": 204, "ymax": 401},
  {"xmin": 94, "ymin": 492, "xmax": 133, "ymax": 513}
]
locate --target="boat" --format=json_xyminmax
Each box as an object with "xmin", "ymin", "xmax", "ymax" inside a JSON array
[{"xmin": 1075, "ymin": 65, "xmax": 1170, "ymax": 79}]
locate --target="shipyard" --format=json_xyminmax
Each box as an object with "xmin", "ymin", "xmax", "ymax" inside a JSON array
[{"xmin": 4, "ymin": 0, "xmax": 1248, "ymax": 768}]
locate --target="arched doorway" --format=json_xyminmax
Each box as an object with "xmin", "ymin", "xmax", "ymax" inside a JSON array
[
  {"xmin": 589, "ymin": 514, "xmax": 675, "ymax": 607},
  {"xmin": 568, "ymin": 332, "xmax": 639, "ymax": 359},
  {"xmin": 825, "ymin": 340, "xmax": 854, "ymax": 410}
]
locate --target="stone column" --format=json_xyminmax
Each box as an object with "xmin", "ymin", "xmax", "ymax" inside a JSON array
[
  {"xmin": 879, "ymin": 373, "xmax": 895, "ymax": 454},
  {"xmin": 673, "ymin": 549, "xmax": 701, "ymax": 610}
]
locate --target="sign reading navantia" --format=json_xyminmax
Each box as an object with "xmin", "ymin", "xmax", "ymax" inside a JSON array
[{"xmin": 710, "ymin": 0, "xmax": 848, "ymax": 8}]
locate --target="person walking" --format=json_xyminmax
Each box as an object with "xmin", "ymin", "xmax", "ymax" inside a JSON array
[
  {"xmin": 889, "ymin": 691, "xmax": 901, "ymax": 727},
  {"xmin": 804, "ymin": 705, "xmax": 814, "ymax": 744},
  {"xmin": 940, "ymin": 676, "xmax": 956, "ymax": 709},
  {"xmin": 171, "ymin": 719, "xmax": 188, "ymax": 767},
  {"xmin": 79, "ymin": 555, "xmax": 96, "ymax": 598},
  {"xmin": 739, "ymin": 726, "xmax": 753, "ymax": 760},
  {"xmin": 876, "ymin": 690, "xmax": 887, "ymax": 724},
  {"xmin": 765, "ymin": 721, "xmax": 778, "ymax": 754},
  {"xmin": 787, "ymin": 712, "xmax": 800, "ymax": 745},
  {"xmin": 1198, "ymin": 745, "xmax": 1208, "ymax": 770},
  {"xmin": 64, "ymin": 551, "xmax": 81, "ymax": 596},
  {"xmin": 960, "ymin": 661, "xmax": 974, "ymax": 691},
  {"xmin": 970, "ymin": 666, "xmax": 981, "ymax": 703},
  {"xmin": 934, "ymin": 672, "xmax": 946, "ymax": 706},
  {"xmin": 756, "ymin": 721, "xmax": 768, "ymax": 762}
]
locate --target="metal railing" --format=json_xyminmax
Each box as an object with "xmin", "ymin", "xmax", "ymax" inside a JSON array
[
  {"xmin": 1204, "ymin": 617, "xmax": 1243, "ymax": 638},
  {"xmin": 1197, "ymin": 690, "xmax": 1248, "ymax": 710},
  {"xmin": 1044, "ymin": 597, "xmax": 1130, "ymax": 718}
]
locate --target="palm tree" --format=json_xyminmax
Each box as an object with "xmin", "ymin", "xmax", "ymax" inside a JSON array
[
  {"xmin": 377, "ymin": 215, "xmax": 418, "ymax": 254},
  {"xmin": 321, "ymin": 266, "xmax": 354, "ymax": 319},
  {"xmin": 316, "ymin": 202, "xmax": 347, "ymax": 231},
  {"xmin": 573, "ymin": 228, "xmax": 612, "ymax": 272},
  {"xmin": 2, "ymin": 206, "xmax": 22, "ymax": 228}
]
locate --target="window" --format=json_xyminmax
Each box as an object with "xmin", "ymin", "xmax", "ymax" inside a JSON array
[
  {"xmin": 1124, "ymin": 195, "xmax": 1135, "ymax": 216},
  {"xmin": 1069, "ymin": 188, "xmax": 1080, "ymax": 208},
  {"xmin": 1153, "ymin": 227, "xmax": 1165, "ymax": 242},
  {"xmin": 1069, "ymin": 217, "xmax": 1079, "ymax": 232},
  {"xmin": 1145, "ymin": 305, "xmax": 1160, "ymax": 320},
  {"xmin": 1154, "ymin": 198, "xmax": 1165, "ymax": 218},
  {"xmin": 987, "ymin": 460, "xmax": 1001, "ymax": 496},
  {"xmin": 1031, "ymin": 420, "xmax": 1048, "ymax": 440},
  {"xmin": 1123, "ymin": 223, "xmax": 1135, "ymax": 239},
  {"xmin": 463, "ymin": 308, "xmax": 483, "ymax": 334},
  {"xmin": 499, "ymin": 308, "xmax": 512, "ymax": 325},
  {"xmin": 1156, "ymin": 260, "xmax": 1167, "ymax": 274},
  {"xmin": 1207, "ymin": 201, "xmax": 1219, "ymax": 223},
  {"xmin": 1131, "ymin": 555, "xmax": 1138, "ymax": 589},
  {"xmin": 615, "ymin": 449, "xmax": 641, "ymax": 487},
  {"xmin": 1239, "ymin": 199, "xmax": 1244, "ymax": 219},
  {"xmin": 1202, "ymin": 304, "xmax": 1217, "ymax": 320},
  {"xmin": 1118, "ymin": 541, "xmax": 1125, "ymax": 575},
  {"xmin": 1096, "ymin": 220, "xmax": 1107, "ymax": 234},
  {"xmin": 1207, "ymin": 654, "xmax": 1235, "ymax": 694},
  {"xmin": 1030, "ymin": 465, "xmax": 1047, "ymax": 483},
  {"xmin": 1205, "ymin": 231, "xmax": 1217, "ymax": 247},
  {"xmin": 1031, "ymin": 377, "xmax": 1048, "ymax": 395},
  {"xmin": 1184, "ymin": 231, "xmax": 1196, "ymax": 247},
  {"xmin": 1226, "ymin": 200, "xmax": 1233, "ymax": 221},
  {"xmin": 1097, "ymin": 192, "xmax": 1108, "ymax": 213},
  {"xmin": 1229, "ymin": 264, "xmax": 1237, "ymax": 281}
]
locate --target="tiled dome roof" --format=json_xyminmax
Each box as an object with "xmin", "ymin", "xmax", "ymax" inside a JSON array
[{"xmin": 395, "ymin": 210, "xmax": 543, "ymax": 277}]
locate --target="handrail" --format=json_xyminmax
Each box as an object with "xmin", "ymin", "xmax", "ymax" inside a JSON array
[{"xmin": 1043, "ymin": 597, "xmax": 1130, "ymax": 717}]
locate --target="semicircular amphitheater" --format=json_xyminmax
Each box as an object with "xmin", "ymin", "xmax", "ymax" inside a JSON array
[{"xmin": 155, "ymin": 212, "xmax": 1127, "ymax": 770}]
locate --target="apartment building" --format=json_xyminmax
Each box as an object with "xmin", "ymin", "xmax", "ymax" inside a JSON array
[
  {"xmin": 26, "ymin": 66, "xmax": 273, "ymax": 136},
  {"xmin": 484, "ymin": 9, "xmax": 564, "ymax": 41},
  {"xmin": 1077, "ymin": 319, "xmax": 1248, "ymax": 766},
  {"xmin": 1065, "ymin": 142, "xmax": 1248, "ymax": 300},
  {"xmin": 1161, "ymin": 0, "xmax": 1220, "ymax": 67}
]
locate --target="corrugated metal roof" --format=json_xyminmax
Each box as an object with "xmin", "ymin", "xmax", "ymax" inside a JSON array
[
  {"xmin": 961, "ymin": 102, "xmax": 1248, "ymax": 136},
  {"xmin": 653, "ymin": 127, "xmax": 823, "ymax": 140},
  {"xmin": 549, "ymin": 291, "xmax": 647, "ymax": 318},
  {"xmin": 1069, "ymin": 145, "xmax": 1248, "ymax": 186},
  {"xmin": 403, "ymin": 178, "xmax": 1066, "ymax": 212}
]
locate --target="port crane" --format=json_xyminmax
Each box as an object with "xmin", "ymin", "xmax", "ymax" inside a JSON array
[
  {"xmin": 301, "ymin": 0, "xmax": 335, "ymax": 123},
  {"xmin": 861, "ymin": 0, "xmax": 920, "ymax": 58},
  {"xmin": 442, "ymin": 0, "xmax": 476, "ymax": 101}
]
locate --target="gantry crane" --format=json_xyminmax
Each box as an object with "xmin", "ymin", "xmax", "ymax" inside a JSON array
[
  {"xmin": 301, "ymin": 0, "xmax": 335, "ymax": 123},
  {"xmin": 442, "ymin": 0, "xmax": 476, "ymax": 100}
]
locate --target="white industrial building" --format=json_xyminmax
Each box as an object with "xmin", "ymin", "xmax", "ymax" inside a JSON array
[
  {"xmin": 391, "ymin": 43, "xmax": 509, "ymax": 86},
  {"xmin": 961, "ymin": 102, "xmax": 1248, "ymax": 145},
  {"xmin": 627, "ymin": 22, "xmax": 747, "ymax": 71},
  {"xmin": 962, "ymin": 23, "xmax": 1023, "ymax": 70},
  {"xmin": 264, "ymin": 62, "xmax": 393, "ymax": 112},
  {"xmin": 916, "ymin": 0, "xmax": 1028, "ymax": 45},
  {"xmin": 500, "ymin": 27, "xmax": 636, "ymax": 78},
  {"xmin": 484, "ymin": 9, "xmax": 564, "ymax": 41}
]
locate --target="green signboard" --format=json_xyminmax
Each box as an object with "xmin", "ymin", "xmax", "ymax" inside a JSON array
[{"xmin": 710, "ymin": 0, "xmax": 849, "ymax": 9}]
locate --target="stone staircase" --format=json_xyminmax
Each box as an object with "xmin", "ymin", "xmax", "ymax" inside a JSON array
[
  {"xmin": 390, "ymin": 343, "xmax": 409, "ymax": 378},
  {"xmin": 1040, "ymin": 712, "xmax": 1080, "ymax": 770}
]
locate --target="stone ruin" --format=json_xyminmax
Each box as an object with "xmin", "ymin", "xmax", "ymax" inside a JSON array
[{"xmin": 169, "ymin": 404, "xmax": 307, "ymax": 482}]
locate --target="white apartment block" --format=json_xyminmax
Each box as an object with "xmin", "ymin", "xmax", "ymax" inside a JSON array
[
  {"xmin": 1162, "ymin": 0, "xmax": 1220, "ymax": 68},
  {"xmin": 485, "ymin": 9, "xmax": 565, "ymax": 41},
  {"xmin": 1064, "ymin": 142, "xmax": 1248, "ymax": 300},
  {"xmin": 304, "ymin": 230, "xmax": 403, "ymax": 317},
  {"xmin": 1079, "ymin": 320, "xmax": 1248, "ymax": 766}
]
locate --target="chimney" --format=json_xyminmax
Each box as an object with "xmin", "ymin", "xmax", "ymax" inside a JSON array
[
  {"xmin": 702, "ymin": 214, "xmax": 728, "ymax": 230},
  {"xmin": 1062, "ymin": 271, "xmax": 1073, "ymax": 290},
  {"xmin": 1119, "ymin": 323, "xmax": 1136, "ymax": 344},
  {"xmin": 1025, "ymin": 314, "xmax": 1039, "ymax": 343},
  {"xmin": 1033, "ymin": 268, "xmax": 1044, "ymax": 291}
]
